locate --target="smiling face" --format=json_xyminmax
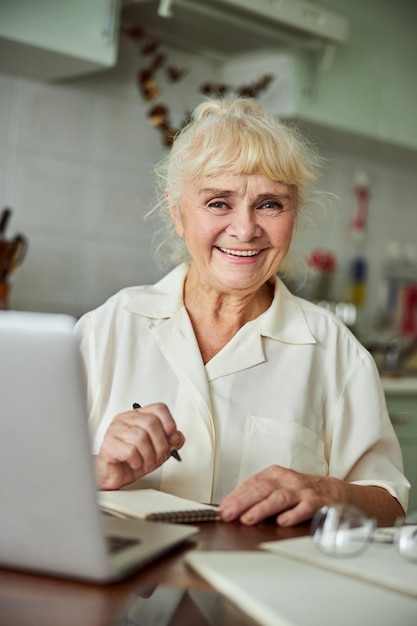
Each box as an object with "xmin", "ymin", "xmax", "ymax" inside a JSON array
[{"xmin": 167, "ymin": 172, "xmax": 297, "ymax": 296}]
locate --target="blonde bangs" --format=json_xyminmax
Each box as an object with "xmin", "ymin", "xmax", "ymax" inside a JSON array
[{"xmin": 169, "ymin": 114, "xmax": 316, "ymax": 201}]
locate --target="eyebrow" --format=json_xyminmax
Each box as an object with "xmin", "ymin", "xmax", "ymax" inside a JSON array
[
  {"xmin": 254, "ymin": 192, "xmax": 293, "ymax": 202},
  {"xmin": 198, "ymin": 189, "xmax": 293, "ymax": 201},
  {"xmin": 198, "ymin": 188, "xmax": 234, "ymax": 196}
]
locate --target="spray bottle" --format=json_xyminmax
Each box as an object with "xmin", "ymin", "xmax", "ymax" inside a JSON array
[{"xmin": 349, "ymin": 172, "xmax": 369, "ymax": 307}]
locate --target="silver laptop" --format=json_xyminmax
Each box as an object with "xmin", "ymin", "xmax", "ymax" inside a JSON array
[{"xmin": 0, "ymin": 310, "xmax": 198, "ymax": 582}]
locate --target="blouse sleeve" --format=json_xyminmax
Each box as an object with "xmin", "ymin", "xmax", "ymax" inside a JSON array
[{"xmin": 327, "ymin": 349, "xmax": 410, "ymax": 512}]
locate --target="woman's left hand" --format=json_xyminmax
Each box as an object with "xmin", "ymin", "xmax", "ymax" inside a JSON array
[{"xmin": 219, "ymin": 465, "xmax": 342, "ymax": 526}]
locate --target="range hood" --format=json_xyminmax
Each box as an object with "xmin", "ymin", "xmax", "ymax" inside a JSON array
[{"xmin": 121, "ymin": 0, "xmax": 350, "ymax": 57}]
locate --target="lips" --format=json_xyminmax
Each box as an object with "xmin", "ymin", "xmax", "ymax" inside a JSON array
[{"xmin": 217, "ymin": 247, "xmax": 261, "ymax": 257}]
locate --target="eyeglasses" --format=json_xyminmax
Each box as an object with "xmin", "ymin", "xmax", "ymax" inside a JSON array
[{"xmin": 311, "ymin": 502, "xmax": 417, "ymax": 563}]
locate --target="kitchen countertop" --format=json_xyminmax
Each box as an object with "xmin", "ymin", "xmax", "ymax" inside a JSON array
[{"xmin": 381, "ymin": 375, "xmax": 417, "ymax": 395}]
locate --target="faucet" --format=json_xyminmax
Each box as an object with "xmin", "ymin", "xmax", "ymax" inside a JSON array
[{"xmin": 385, "ymin": 336, "xmax": 417, "ymax": 372}]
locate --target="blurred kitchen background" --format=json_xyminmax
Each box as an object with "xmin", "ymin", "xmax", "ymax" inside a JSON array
[
  {"xmin": 2, "ymin": 0, "xmax": 417, "ymax": 509},
  {"xmin": 1, "ymin": 0, "xmax": 417, "ymax": 351}
]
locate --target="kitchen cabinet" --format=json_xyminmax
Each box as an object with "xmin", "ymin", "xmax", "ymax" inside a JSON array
[
  {"xmin": 222, "ymin": 0, "xmax": 417, "ymax": 155},
  {"xmin": 377, "ymin": 6, "xmax": 417, "ymax": 150},
  {"xmin": 294, "ymin": 3, "xmax": 384, "ymax": 142},
  {"xmin": 385, "ymin": 392, "xmax": 417, "ymax": 512},
  {"xmin": 293, "ymin": 0, "xmax": 417, "ymax": 152},
  {"xmin": 0, "ymin": 0, "xmax": 120, "ymax": 81}
]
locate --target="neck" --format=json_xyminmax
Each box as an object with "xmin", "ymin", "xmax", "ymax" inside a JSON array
[{"xmin": 183, "ymin": 272, "xmax": 275, "ymax": 363}]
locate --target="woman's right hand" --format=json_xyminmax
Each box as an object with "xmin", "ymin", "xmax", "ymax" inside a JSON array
[{"xmin": 94, "ymin": 403, "xmax": 184, "ymax": 490}]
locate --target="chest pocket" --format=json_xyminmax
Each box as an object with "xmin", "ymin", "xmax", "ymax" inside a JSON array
[{"xmin": 238, "ymin": 416, "xmax": 327, "ymax": 484}]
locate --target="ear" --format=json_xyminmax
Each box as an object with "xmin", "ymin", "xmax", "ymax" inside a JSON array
[{"xmin": 165, "ymin": 189, "xmax": 184, "ymax": 238}]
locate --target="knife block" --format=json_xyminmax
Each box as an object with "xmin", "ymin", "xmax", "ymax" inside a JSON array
[{"xmin": 0, "ymin": 280, "xmax": 10, "ymax": 309}]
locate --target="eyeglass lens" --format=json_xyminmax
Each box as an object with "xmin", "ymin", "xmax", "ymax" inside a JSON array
[{"xmin": 311, "ymin": 503, "xmax": 417, "ymax": 563}]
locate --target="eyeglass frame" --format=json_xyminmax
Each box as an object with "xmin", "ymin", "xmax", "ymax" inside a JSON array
[{"xmin": 310, "ymin": 502, "xmax": 417, "ymax": 564}]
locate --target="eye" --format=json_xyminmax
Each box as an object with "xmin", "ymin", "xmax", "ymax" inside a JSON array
[
  {"xmin": 258, "ymin": 199, "xmax": 285, "ymax": 212},
  {"xmin": 207, "ymin": 200, "xmax": 231, "ymax": 213},
  {"xmin": 262, "ymin": 200, "xmax": 283, "ymax": 209}
]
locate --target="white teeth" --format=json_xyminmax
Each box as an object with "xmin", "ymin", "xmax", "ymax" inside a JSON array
[{"xmin": 218, "ymin": 247, "xmax": 260, "ymax": 257}]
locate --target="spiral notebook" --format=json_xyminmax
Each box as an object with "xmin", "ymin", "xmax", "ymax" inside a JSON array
[{"xmin": 98, "ymin": 489, "xmax": 220, "ymax": 523}]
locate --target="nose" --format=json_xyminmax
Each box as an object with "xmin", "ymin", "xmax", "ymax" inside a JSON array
[{"xmin": 226, "ymin": 207, "xmax": 261, "ymax": 241}]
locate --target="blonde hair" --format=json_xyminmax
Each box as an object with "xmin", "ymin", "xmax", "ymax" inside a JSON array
[{"xmin": 147, "ymin": 97, "xmax": 322, "ymax": 268}]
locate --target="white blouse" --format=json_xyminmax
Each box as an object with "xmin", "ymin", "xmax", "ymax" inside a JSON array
[{"xmin": 75, "ymin": 264, "xmax": 409, "ymax": 510}]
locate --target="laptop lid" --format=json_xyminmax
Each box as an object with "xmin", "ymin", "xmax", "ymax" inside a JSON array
[{"xmin": 0, "ymin": 310, "xmax": 198, "ymax": 582}]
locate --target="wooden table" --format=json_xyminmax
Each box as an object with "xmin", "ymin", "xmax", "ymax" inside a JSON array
[{"xmin": 0, "ymin": 520, "xmax": 310, "ymax": 626}]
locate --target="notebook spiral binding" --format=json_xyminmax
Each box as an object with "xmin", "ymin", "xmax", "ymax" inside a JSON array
[{"xmin": 146, "ymin": 509, "xmax": 221, "ymax": 523}]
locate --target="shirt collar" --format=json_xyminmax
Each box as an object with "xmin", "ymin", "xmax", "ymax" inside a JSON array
[
  {"xmin": 259, "ymin": 275, "xmax": 316, "ymax": 345},
  {"xmin": 125, "ymin": 264, "xmax": 188, "ymax": 318},
  {"xmin": 125, "ymin": 264, "xmax": 316, "ymax": 345}
]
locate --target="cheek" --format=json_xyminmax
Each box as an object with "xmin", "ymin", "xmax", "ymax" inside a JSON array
[
  {"xmin": 272, "ymin": 217, "xmax": 295, "ymax": 249},
  {"xmin": 285, "ymin": 221, "xmax": 295, "ymax": 244},
  {"xmin": 183, "ymin": 217, "xmax": 218, "ymax": 249}
]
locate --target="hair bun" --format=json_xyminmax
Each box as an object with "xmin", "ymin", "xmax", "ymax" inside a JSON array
[{"xmin": 192, "ymin": 97, "xmax": 261, "ymax": 122}]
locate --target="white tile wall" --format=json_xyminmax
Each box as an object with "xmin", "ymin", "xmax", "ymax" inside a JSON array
[
  {"xmin": 11, "ymin": 232, "xmax": 81, "ymax": 313},
  {"xmin": 82, "ymin": 166, "xmax": 148, "ymax": 238},
  {"xmin": 0, "ymin": 150, "xmax": 7, "ymax": 209},
  {"xmin": 78, "ymin": 238, "xmax": 161, "ymax": 313},
  {"xmin": 1, "ymin": 36, "xmax": 215, "ymax": 317},
  {"xmin": 0, "ymin": 73, "xmax": 16, "ymax": 145},
  {"xmin": 1, "ymin": 35, "xmax": 417, "ymax": 335},
  {"xmin": 12, "ymin": 154, "xmax": 87, "ymax": 232},
  {"xmin": 14, "ymin": 80, "xmax": 95, "ymax": 160},
  {"xmin": 0, "ymin": 74, "xmax": 17, "ymax": 205}
]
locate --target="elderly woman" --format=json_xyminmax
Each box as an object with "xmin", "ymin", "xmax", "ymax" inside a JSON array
[{"xmin": 75, "ymin": 98, "xmax": 409, "ymax": 527}]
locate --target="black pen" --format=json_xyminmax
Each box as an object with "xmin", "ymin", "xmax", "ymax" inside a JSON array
[{"xmin": 132, "ymin": 403, "xmax": 182, "ymax": 461}]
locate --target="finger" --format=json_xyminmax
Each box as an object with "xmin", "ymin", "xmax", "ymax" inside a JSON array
[
  {"xmin": 219, "ymin": 488, "xmax": 266, "ymax": 521},
  {"xmin": 110, "ymin": 417, "xmax": 184, "ymax": 473},
  {"xmin": 132, "ymin": 404, "xmax": 185, "ymax": 462},
  {"xmin": 219, "ymin": 467, "xmax": 285, "ymax": 520},
  {"xmin": 110, "ymin": 410, "xmax": 171, "ymax": 462},
  {"xmin": 276, "ymin": 498, "xmax": 321, "ymax": 527},
  {"xmin": 100, "ymin": 430, "xmax": 171, "ymax": 489},
  {"xmin": 239, "ymin": 489, "xmax": 298, "ymax": 525},
  {"xmin": 134, "ymin": 402, "xmax": 180, "ymax": 439},
  {"xmin": 131, "ymin": 404, "xmax": 185, "ymax": 455},
  {"xmin": 100, "ymin": 434, "xmax": 145, "ymax": 471},
  {"xmin": 95, "ymin": 454, "xmax": 137, "ymax": 490}
]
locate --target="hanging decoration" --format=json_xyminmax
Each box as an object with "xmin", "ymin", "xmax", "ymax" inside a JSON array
[{"xmin": 122, "ymin": 24, "xmax": 275, "ymax": 148}]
